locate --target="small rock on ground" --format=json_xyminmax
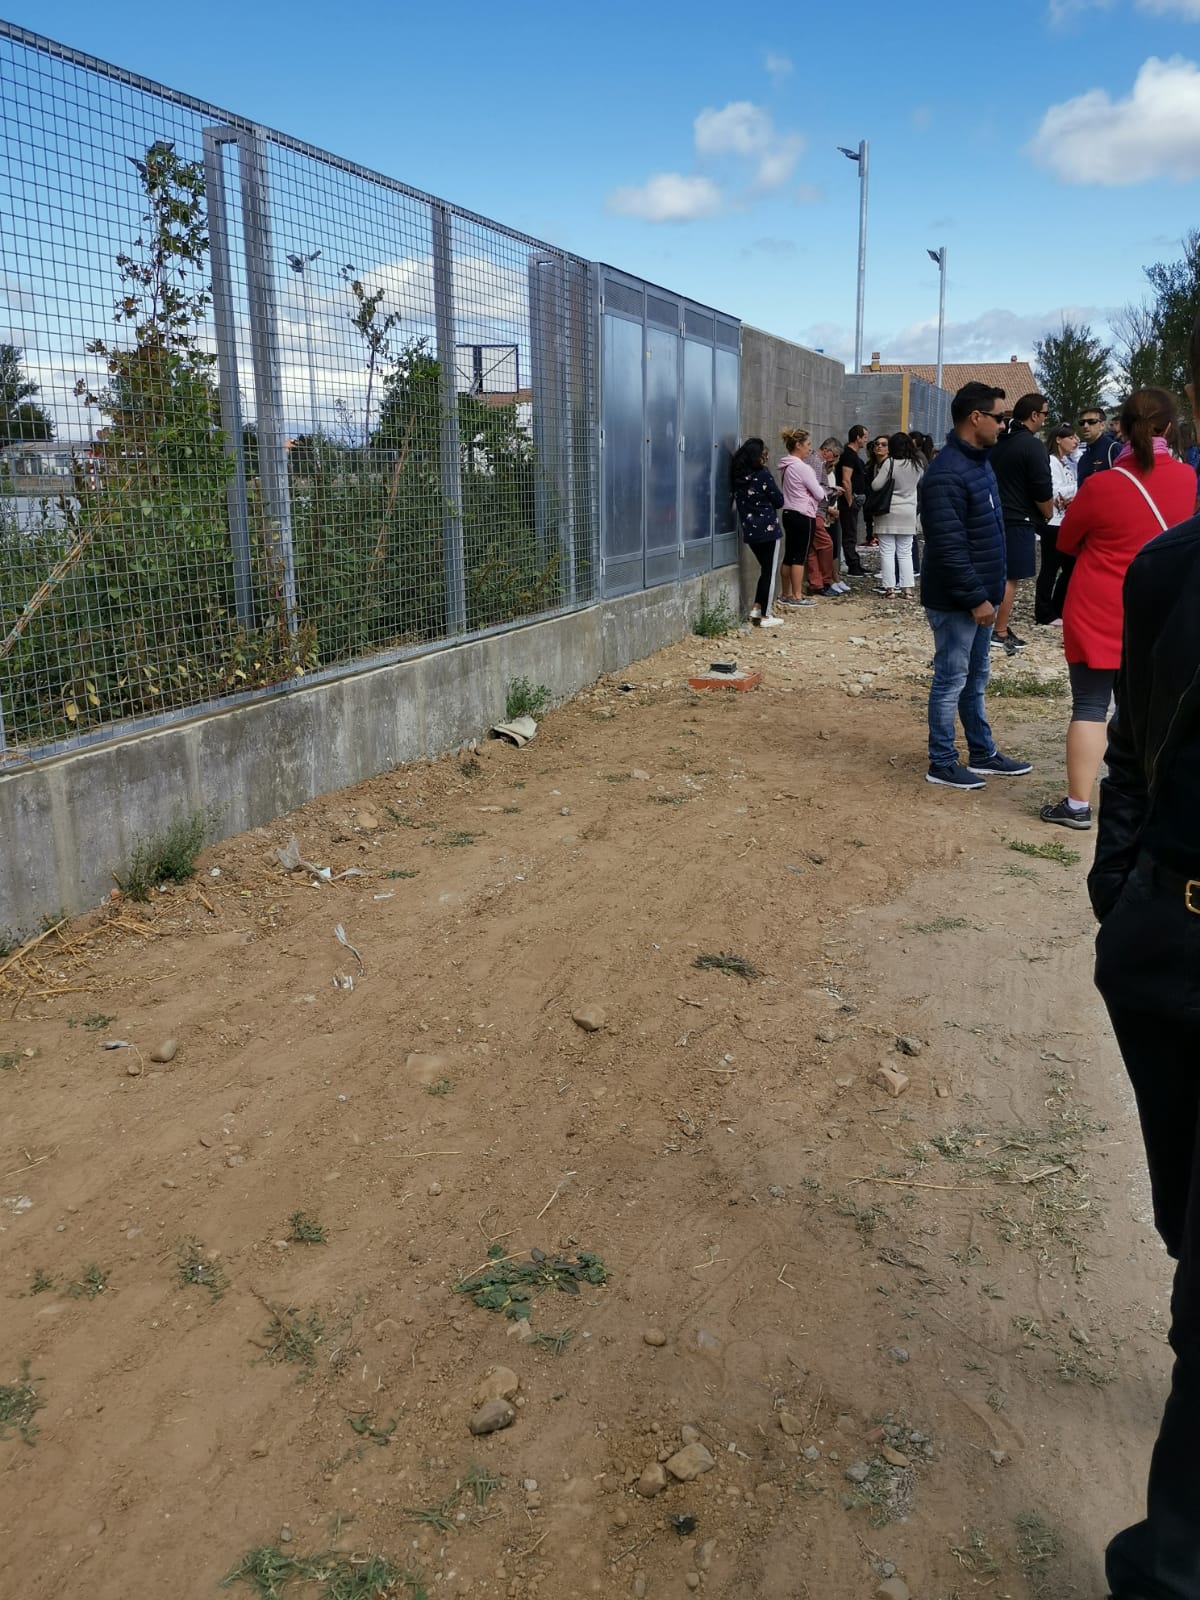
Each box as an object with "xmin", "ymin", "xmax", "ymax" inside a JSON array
[
  {"xmin": 874, "ymin": 1064, "xmax": 910, "ymax": 1097},
  {"xmin": 896, "ymin": 1035, "xmax": 923, "ymax": 1057},
  {"xmin": 844, "ymin": 1460, "xmax": 871, "ymax": 1484},
  {"xmin": 572, "ymin": 1005, "xmax": 606, "ymax": 1032},
  {"xmin": 642, "ymin": 1328, "xmax": 667, "ymax": 1347},
  {"xmin": 637, "ymin": 1462, "xmax": 667, "ymax": 1498},
  {"xmin": 665, "ymin": 1442, "xmax": 715, "ymax": 1481},
  {"xmin": 875, "ymin": 1580, "xmax": 910, "ymax": 1600},
  {"xmin": 472, "ymin": 1366, "xmax": 520, "ymax": 1405},
  {"xmin": 888, "ymin": 1346, "xmax": 910, "ymax": 1364},
  {"xmin": 149, "ymin": 1039, "xmax": 178, "ymax": 1063},
  {"xmin": 468, "ymin": 1398, "xmax": 515, "ymax": 1436}
]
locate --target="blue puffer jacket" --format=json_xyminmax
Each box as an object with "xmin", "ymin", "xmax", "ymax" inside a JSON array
[
  {"xmin": 733, "ymin": 466, "xmax": 784, "ymax": 543},
  {"xmin": 918, "ymin": 431, "xmax": 1005, "ymax": 611}
]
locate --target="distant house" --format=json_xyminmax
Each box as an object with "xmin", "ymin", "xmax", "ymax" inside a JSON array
[
  {"xmin": 862, "ymin": 353, "xmax": 1039, "ymax": 405},
  {"xmin": 1, "ymin": 440, "xmax": 95, "ymax": 494}
]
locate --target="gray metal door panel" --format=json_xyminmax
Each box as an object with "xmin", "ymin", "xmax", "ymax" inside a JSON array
[
  {"xmin": 601, "ymin": 313, "xmax": 645, "ymax": 596},
  {"xmin": 643, "ymin": 326, "xmax": 679, "ymax": 587},
  {"xmin": 682, "ymin": 339, "xmax": 713, "ymax": 549}
]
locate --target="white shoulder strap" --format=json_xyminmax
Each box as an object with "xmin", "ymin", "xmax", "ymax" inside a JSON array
[{"xmin": 1113, "ymin": 466, "xmax": 1168, "ymax": 531}]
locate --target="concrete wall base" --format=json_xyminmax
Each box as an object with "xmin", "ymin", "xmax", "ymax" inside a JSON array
[{"xmin": 0, "ymin": 568, "xmax": 739, "ymax": 940}]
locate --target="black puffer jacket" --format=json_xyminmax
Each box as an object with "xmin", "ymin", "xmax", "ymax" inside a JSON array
[
  {"xmin": 917, "ymin": 431, "xmax": 1006, "ymax": 611},
  {"xmin": 1089, "ymin": 512, "xmax": 1200, "ymax": 919}
]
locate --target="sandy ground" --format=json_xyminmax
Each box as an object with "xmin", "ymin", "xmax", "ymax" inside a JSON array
[{"xmin": 0, "ymin": 581, "xmax": 1172, "ymax": 1600}]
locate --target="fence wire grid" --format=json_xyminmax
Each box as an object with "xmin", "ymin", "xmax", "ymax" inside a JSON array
[{"xmin": 0, "ymin": 24, "xmax": 598, "ymax": 761}]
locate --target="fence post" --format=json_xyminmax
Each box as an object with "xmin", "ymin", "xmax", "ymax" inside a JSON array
[
  {"xmin": 432, "ymin": 203, "xmax": 466, "ymax": 635},
  {"xmin": 237, "ymin": 126, "xmax": 297, "ymax": 632},
  {"xmin": 202, "ymin": 126, "xmax": 256, "ymax": 630}
]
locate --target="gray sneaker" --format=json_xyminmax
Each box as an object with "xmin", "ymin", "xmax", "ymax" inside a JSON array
[{"xmin": 1040, "ymin": 797, "xmax": 1092, "ymax": 830}]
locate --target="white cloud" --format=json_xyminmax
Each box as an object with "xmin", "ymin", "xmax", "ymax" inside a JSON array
[
  {"xmin": 765, "ymin": 51, "xmax": 793, "ymax": 82},
  {"xmin": 801, "ymin": 304, "xmax": 1120, "ymax": 369},
  {"xmin": 694, "ymin": 101, "xmax": 804, "ymax": 190},
  {"xmin": 606, "ymin": 100, "xmax": 805, "ymax": 223},
  {"xmin": 607, "ymin": 173, "xmax": 725, "ymax": 222},
  {"xmin": 1029, "ymin": 55, "xmax": 1200, "ymax": 183},
  {"xmin": 1047, "ymin": 0, "xmax": 1113, "ymax": 25},
  {"xmin": 1138, "ymin": 0, "xmax": 1200, "ymax": 15}
]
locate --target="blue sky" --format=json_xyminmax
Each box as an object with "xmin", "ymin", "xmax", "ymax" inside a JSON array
[{"xmin": 13, "ymin": 0, "xmax": 1200, "ymax": 372}]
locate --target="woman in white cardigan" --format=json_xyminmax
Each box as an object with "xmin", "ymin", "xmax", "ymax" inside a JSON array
[{"xmin": 870, "ymin": 431, "xmax": 924, "ymax": 599}]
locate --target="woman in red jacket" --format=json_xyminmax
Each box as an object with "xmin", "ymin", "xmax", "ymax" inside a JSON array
[{"xmin": 1041, "ymin": 388, "xmax": 1197, "ymax": 830}]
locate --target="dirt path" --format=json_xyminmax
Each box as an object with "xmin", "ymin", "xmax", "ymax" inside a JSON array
[{"xmin": 0, "ymin": 589, "xmax": 1171, "ymax": 1600}]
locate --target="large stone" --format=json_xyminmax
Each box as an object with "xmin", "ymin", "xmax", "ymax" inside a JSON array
[
  {"xmin": 874, "ymin": 1064, "xmax": 909, "ymax": 1097},
  {"xmin": 636, "ymin": 1463, "xmax": 667, "ymax": 1498},
  {"xmin": 472, "ymin": 1366, "xmax": 520, "ymax": 1405},
  {"xmin": 468, "ymin": 1399, "xmax": 515, "ymax": 1436},
  {"xmin": 778, "ymin": 1410, "xmax": 803, "ymax": 1437},
  {"xmin": 572, "ymin": 1006, "xmax": 606, "ymax": 1033},
  {"xmin": 665, "ymin": 1442, "xmax": 715, "ymax": 1482}
]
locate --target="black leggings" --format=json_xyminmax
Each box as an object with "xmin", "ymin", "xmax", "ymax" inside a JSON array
[
  {"xmin": 747, "ymin": 539, "xmax": 780, "ymax": 612},
  {"xmin": 781, "ymin": 510, "xmax": 813, "ymax": 567},
  {"xmin": 1035, "ymin": 527, "xmax": 1075, "ymax": 623},
  {"xmin": 1068, "ymin": 661, "xmax": 1115, "ymax": 722}
]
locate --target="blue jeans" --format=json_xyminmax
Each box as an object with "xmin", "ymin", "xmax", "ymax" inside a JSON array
[{"xmin": 925, "ymin": 606, "xmax": 996, "ymax": 768}]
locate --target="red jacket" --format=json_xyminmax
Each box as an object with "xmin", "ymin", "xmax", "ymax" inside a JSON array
[{"xmin": 1058, "ymin": 453, "xmax": 1197, "ymax": 668}]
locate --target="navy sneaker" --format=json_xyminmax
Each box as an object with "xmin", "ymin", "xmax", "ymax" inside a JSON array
[
  {"xmin": 967, "ymin": 751, "xmax": 1033, "ymax": 777},
  {"xmin": 926, "ymin": 762, "xmax": 986, "ymax": 790},
  {"xmin": 1040, "ymin": 797, "xmax": 1093, "ymax": 830}
]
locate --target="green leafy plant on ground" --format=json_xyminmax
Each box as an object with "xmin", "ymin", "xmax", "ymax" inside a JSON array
[
  {"xmin": 505, "ymin": 676, "xmax": 552, "ymax": 721},
  {"xmin": 1009, "ymin": 839, "xmax": 1081, "ymax": 867},
  {"xmin": 0, "ymin": 1362, "xmax": 44, "ymax": 1444},
  {"xmin": 223, "ymin": 1546, "xmax": 429, "ymax": 1600},
  {"xmin": 257, "ymin": 1303, "xmax": 325, "ymax": 1370},
  {"xmin": 455, "ymin": 1245, "xmax": 609, "ymax": 1322},
  {"xmin": 66, "ymin": 1263, "xmax": 109, "ymax": 1299},
  {"xmin": 288, "ymin": 1211, "xmax": 327, "ymax": 1244},
  {"xmin": 176, "ymin": 1236, "xmax": 228, "ymax": 1299},
  {"xmin": 693, "ymin": 950, "xmax": 760, "ymax": 980},
  {"xmin": 987, "ymin": 673, "xmax": 1066, "ymax": 699},
  {"xmin": 402, "ymin": 1463, "xmax": 503, "ymax": 1532},
  {"xmin": 120, "ymin": 811, "xmax": 209, "ymax": 900},
  {"xmin": 693, "ymin": 586, "xmax": 735, "ymax": 638}
]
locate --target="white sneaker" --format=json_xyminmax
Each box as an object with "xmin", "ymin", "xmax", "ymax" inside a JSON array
[
  {"xmin": 756, "ymin": 616, "xmax": 785, "ymax": 629},
  {"xmin": 749, "ymin": 606, "xmax": 762, "ymax": 622},
  {"xmin": 830, "ymin": 581, "xmax": 849, "ymax": 595}
]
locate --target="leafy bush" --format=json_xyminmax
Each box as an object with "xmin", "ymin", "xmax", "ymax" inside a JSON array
[
  {"xmin": 693, "ymin": 585, "xmax": 735, "ymax": 638},
  {"xmin": 506, "ymin": 676, "xmax": 552, "ymax": 720},
  {"xmin": 119, "ymin": 810, "xmax": 209, "ymax": 900}
]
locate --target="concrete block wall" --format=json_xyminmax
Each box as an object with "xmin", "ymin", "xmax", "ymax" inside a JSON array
[
  {"xmin": 739, "ymin": 326, "xmax": 845, "ymax": 451},
  {"xmin": 0, "ymin": 568, "xmax": 738, "ymax": 941},
  {"xmin": 844, "ymin": 373, "xmax": 952, "ymax": 442}
]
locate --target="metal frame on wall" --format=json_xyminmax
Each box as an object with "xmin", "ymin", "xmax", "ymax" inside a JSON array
[{"xmin": 595, "ymin": 266, "xmax": 740, "ymax": 599}]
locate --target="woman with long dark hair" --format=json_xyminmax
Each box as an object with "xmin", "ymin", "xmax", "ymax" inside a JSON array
[
  {"xmin": 1041, "ymin": 388, "xmax": 1196, "ymax": 829},
  {"xmin": 1034, "ymin": 421, "xmax": 1080, "ymax": 625},
  {"xmin": 870, "ymin": 431, "xmax": 924, "ymax": 599},
  {"xmin": 731, "ymin": 437, "xmax": 785, "ymax": 627}
]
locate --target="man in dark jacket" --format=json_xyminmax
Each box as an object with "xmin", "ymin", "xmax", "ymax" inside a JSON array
[
  {"xmin": 1089, "ymin": 317, "xmax": 1200, "ymax": 1600},
  {"xmin": 919, "ymin": 382, "xmax": 1033, "ymax": 789},
  {"xmin": 837, "ymin": 425, "xmax": 868, "ymax": 577},
  {"xmin": 1077, "ymin": 405, "xmax": 1121, "ymax": 484},
  {"xmin": 989, "ymin": 392, "xmax": 1053, "ymax": 654}
]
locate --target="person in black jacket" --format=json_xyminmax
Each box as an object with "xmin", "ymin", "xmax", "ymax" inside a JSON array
[
  {"xmin": 989, "ymin": 392, "xmax": 1053, "ymax": 654},
  {"xmin": 1089, "ymin": 317, "xmax": 1200, "ymax": 1600},
  {"xmin": 731, "ymin": 437, "xmax": 786, "ymax": 628},
  {"xmin": 918, "ymin": 381, "xmax": 1033, "ymax": 789},
  {"xmin": 1077, "ymin": 405, "xmax": 1122, "ymax": 485}
]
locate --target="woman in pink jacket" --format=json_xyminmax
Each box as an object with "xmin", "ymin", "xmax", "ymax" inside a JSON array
[{"xmin": 777, "ymin": 427, "xmax": 843, "ymax": 602}]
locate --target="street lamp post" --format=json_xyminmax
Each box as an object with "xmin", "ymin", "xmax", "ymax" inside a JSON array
[
  {"xmin": 286, "ymin": 247, "xmax": 322, "ymax": 442},
  {"xmin": 837, "ymin": 141, "xmax": 869, "ymax": 375},
  {"xmin": 927, "ymin": 246, "xmax": 947, "ymax": 391}
]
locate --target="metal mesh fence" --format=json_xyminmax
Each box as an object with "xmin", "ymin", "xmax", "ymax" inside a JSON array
[{"xmin": 0, "ymin": 24, "xmax": 597, "ymax": 761}]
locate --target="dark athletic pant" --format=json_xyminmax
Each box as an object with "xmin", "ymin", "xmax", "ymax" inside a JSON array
[
  {"xmin": 747, "ymin": 538, "xmax": 781, "ymax": 613},
  {"xmin": 839, "ymin": 501, "xmax": 863, "ymax": 572},
  {"xmin": 1096, "ymin": 861, "xmax": 1200, "ymax": 1600},
  {"xmin": 1034, "ymin": 527, "xmax": 1075, "ymax": 624}
]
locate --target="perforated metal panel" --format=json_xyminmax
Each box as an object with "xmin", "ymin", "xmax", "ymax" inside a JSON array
[
  {"xmin": 603, "ymin": 279, "xmax": 643, "ymax": 319},
  {"xmin": 646, "ymin": 294, "xmax": 678, "ymax": 330},
  {"xmin": 685, "ymin": 308, "xmax": 714, "ymax": 342}
]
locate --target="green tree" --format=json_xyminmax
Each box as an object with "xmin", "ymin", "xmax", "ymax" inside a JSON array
[
  {"xmin": 1115, "ymin": 230, "xmax": 1200, "ymax": 397},
  {"xmin": 1033, "ymin": 320, "xmax": 1112, "ymax": 427},
  {"xmin": 0, "ymin": 344, "xmax": 53, "ymax": 447}
]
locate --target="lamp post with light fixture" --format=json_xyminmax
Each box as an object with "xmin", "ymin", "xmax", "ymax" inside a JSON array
[
  {"xmin": 837, "ymin": 140, "xmax": 869, "ymax": 375},
  {"xmin": 927, "ymin": 246, "xmax": 947, "ymax": 391}
]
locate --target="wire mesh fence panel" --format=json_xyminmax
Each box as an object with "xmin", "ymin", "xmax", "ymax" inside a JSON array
[{"xmin": 0, "ymin": 24, "xmax": 597, "ymax": 762}]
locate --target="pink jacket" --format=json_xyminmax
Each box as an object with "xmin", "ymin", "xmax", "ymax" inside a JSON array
[{"xmin": 777, "ymin": 452, "xmax": 825, "ymax": 517}]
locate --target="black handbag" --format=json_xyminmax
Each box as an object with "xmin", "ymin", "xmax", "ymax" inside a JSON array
[{"xmin": 865, "ymin": 460, "xmax": 895, "ymax": 518}]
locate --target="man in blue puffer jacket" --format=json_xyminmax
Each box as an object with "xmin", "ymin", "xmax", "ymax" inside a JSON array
[{"xmin": 919, "ymin": 382, "xmax": 1034, "ymax": 789}]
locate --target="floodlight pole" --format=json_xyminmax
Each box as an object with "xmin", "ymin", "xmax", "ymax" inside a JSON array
[
  {"xmin": 928, "ymin": 246, "xmax": 947, "ymax": 390},
  {"xmin": 838, "ymin": 141, "xmax": 869, "ymax": 374}
]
